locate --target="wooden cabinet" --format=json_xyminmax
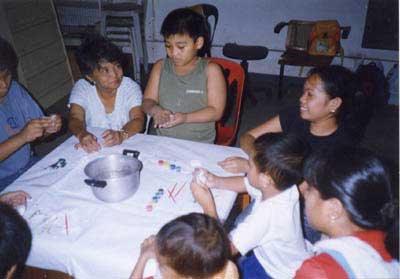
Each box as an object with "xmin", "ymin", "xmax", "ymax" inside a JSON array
[{"xmin": 0, "ymin": 0, "xmax": 74, "ymax": 109}]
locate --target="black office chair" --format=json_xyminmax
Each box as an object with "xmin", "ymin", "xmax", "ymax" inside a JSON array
[{"xmin": 222, "ymin": 43, "xmax": 269, "ymax": 105}]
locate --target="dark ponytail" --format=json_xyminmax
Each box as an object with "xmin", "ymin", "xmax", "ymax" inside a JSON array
[{"xmin": 303, "ymin": 147, "xmax": 399, "ymax": 259}]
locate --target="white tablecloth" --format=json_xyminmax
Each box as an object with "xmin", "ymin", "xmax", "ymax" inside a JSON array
[{"xmin": 6, "ymin": 128, "xmax": 247, "ymax": 279}]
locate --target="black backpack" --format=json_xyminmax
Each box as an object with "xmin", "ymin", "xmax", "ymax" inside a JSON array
[
  {"xmin": 355, "ymin": 62, "xmax": 388, "ymax": 108},
  {"xmin": 350, "ymin": 62, "xmax": 388, "ymax": 141}
]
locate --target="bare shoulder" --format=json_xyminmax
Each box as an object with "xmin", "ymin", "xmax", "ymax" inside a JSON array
[
  {"xmin": 206, "ymin": 62, "xmax": 225, "ymax": 83},
  {"xmin": 206, "ymin": 61, "xmax": 223, "ymax": 74}
]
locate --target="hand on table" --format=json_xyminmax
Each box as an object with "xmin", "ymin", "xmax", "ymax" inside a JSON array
[
  {"xmin": 0, "ymin": 190, "xmax": 31, "ymax": 206},
  {"xmin": 218, "ymin": 156, "xmax": 249, "ymax": 173},
  {"xmin": 151, "ymin": 106, "xmax": 173, "ymax": 128},
  {"xmin": 158, "ymin": 113, "xmax": 187, "ymax": 129},
  {"xmin": 75, "ymin": 132, "xmax": 101, "ymax": 153},
  {"xmin": 102, "ymin": 129, "xmax": 124, "ymax": 147},
  {"xmin": 44, "ymin": 114, "xmax": 62, "ymax": 134}
]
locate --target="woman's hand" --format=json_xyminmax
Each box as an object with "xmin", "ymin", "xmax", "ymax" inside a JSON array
[
  {"xmin": 158, "ymin": 113, "xmax": 187, "ymax": 128},
  {"xmin": 0, "ymin": 190, "xmax": 31, "ymax": 206},
  {"xmin": 218, "ymin": 157, "xmax": 250, "ymax": 173},
  {"xmin": 75, "ymin": 132, "xmax": 101, "ymax": 153},
  {"xmin": 102, "ymin": 129, "xmax": 124, "ymax": 147}
]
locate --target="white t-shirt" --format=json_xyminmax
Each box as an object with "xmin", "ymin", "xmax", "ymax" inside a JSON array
[
  {"xmin": 229, "ymin": 178, "xmax": 312, "ymax": 278},
  {"xmin": 69, "ymin": 77, "xmax": 142, "ymax": 130}
]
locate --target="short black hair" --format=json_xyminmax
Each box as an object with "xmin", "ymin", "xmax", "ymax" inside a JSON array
[
  {"xmin": 0, "ymin": 202, "xmax": 32, "ymax": 278},
  {"xmin": 253, "ymin": 133, "xmax": 310, "ymax": 190},
  {"xmin": 0, "ymin": 36, "xmax": 18, "ymax": 78},
  {"xmin": 156, "ymin": 213, "xmax": 230, "ymax": 279},
  {"xmin": 303, "ymin": 147, "xmax": 398, "ymax": 259},
  {"xmin": 160, "ymin": 8, "xmax": 208, "ymax": 43},
  {"xmin": 75, "ymin": 34, "xmax": 123, "ymax": 76}
]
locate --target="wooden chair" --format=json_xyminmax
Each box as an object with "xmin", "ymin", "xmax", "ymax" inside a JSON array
[
  {"xmin": 206, "ymin": 57, "xmax": 245, "ymax": 146},
  {"xmin": 275, "ymin": 20, "xmax": 351, "ymax": 99}
]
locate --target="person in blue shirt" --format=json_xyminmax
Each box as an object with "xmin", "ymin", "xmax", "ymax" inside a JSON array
[{"xmin": 0, "ymin": 36, "xmax": 62, "ymax": 190}]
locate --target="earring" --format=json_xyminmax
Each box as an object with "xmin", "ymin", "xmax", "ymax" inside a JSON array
[{"xmin": 330, "ymin": 109, "xmax": 336, "ymax": 113}]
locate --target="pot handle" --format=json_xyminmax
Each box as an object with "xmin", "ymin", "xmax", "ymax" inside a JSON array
[
  {"xmin": 84, "ymin": 179, "xmax": 107, "ymax": 188},
  {"xmin": 123, "ymin": 149, "xmax": 140, "ymax": 159}
]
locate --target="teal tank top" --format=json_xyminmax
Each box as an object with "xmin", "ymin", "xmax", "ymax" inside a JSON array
[{"xmin": 157, "ymin": 58, "xmax": 216, "ymax": 143}]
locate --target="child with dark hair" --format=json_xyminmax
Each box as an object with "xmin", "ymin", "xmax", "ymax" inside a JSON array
[
  {"xmin": 0, "ymin": 201, "xmax": 32, "ymax": 279},
  {"xmin": 130, "ymin": 213, "xmax": 238, "ymax": 279},
  {"xmin": 296, "ymin": 147, "xmax": 399, "ymax": 278},
  {"xmin": 68, "ymin": 35, "xmax": 144, "ymax": 153},
  {"xmin": 142, "ymin": 8, "xmax": 226, "ymax": 143},
  {"xmin": 0, "ymin": 36, "xmax": 62, "ymax": 190},
  {"xmin": 191, "ymin": 133, "xmax": 312, "ymax": 278}
]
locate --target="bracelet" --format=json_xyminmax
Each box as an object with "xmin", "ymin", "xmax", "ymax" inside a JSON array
[{"xmin": 119, "ymin": 129, "xmax": 129, "ymax": 141}]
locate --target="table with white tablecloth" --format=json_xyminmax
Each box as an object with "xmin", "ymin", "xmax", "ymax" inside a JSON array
[{"xmin": 6, "ymin": 128, "xmax": 247, "ymax": 279}]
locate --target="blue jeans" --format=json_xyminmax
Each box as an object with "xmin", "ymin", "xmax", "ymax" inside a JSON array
[
  {"xmin": 0, "ymin": 155, "xmax": 40, "ymax": 192},
  {"xmin": 239, "ymin": 251, "xmax": 272, "ymax": 279}
]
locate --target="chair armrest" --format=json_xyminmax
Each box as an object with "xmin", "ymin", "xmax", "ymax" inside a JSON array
[
  {"xmin": 274, "ymin": 21, "xmax": 288, "ymax": 34},
  {"xmin": 340, "ymin": 26, "xmax": 351, "ymax": 39}
]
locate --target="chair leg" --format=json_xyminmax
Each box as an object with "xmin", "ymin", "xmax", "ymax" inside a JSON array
[
  {"xmin": 240, "ymin": 60, "xmax": 258, "ymax": 105},
  {"xmin": 278, "ymin": 63, "xmax": 285, "ymax": 100}
]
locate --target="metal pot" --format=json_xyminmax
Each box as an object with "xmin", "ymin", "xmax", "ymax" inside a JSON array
[{"xmin": 84, "ymin": 150, "xmax": 142, "ymax": 203}]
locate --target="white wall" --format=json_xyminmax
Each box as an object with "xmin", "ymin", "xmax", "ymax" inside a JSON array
[{"xmin": 145, "ymin": 0, "xmax": 398, "ymax": 76}]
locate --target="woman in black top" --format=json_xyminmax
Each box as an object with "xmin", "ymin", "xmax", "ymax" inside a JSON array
[{"xmin": 219, "ymin": 65, "xmax": 356, "ymax": 173}]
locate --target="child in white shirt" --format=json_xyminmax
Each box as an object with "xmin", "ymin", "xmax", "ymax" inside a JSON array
[{"xmin": 191, "ymin": 133, "xmax": 312, "ymax": 278}]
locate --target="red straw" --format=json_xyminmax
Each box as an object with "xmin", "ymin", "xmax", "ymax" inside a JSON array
[
  {"xmin": 173, "ymin": 182, "xmax": 187, "ymax": 199},
  {"xmin": 168, "ymin": 183, "xmax": 177, "ymax": 199},
  {"xmin": 65, "ymin": 213, "xmax": 69, "ymax": 236}
]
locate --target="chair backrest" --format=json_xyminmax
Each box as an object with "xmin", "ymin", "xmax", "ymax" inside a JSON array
[
  {"xmin": 206, "ymin": 57, "xmax": 245, "ymax": 146},
  {"xmin": 190, "ymin": 4, "xmax": 219, "ymax": 57}
]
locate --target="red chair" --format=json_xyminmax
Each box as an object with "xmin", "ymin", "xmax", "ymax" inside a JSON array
[{"xmin": 207, "ymin": 57, "xmax": 245, "ymax": 146}]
